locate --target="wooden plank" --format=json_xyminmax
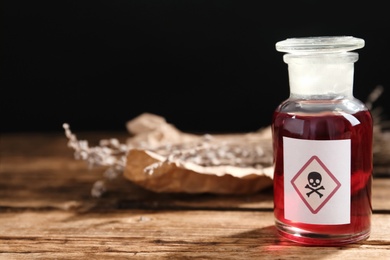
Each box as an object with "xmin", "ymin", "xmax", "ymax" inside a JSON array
[{"xmin": 0, "ymin": 210, "xmax": 389, "ymax": 259}]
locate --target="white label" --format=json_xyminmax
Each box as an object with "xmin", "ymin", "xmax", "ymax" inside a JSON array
[{"xmin": 283, "ymin": 137, "xmax": 351, "ymax": 224}]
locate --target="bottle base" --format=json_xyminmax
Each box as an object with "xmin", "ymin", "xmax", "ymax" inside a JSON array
[{"xmin": 275, "ymin": 220, "xmax": 370, "ymax": 246}]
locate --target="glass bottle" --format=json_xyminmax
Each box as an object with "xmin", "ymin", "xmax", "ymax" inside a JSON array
[{"xmin": 272, "ymin": 36, "xmax": 373, "ymax": 245}]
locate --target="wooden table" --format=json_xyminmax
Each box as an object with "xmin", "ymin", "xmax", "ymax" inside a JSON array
[{"xmin": 1, "ymin": 132, "xmax": 389, "ymax": 259}]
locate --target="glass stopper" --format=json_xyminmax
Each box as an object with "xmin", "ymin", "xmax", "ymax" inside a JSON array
[{"xmin": 275, "ymin": 36, "xmax": 365, "ymax": 54}]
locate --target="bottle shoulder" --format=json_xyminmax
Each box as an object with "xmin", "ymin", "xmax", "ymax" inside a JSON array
[
  {"xmin": 275, "ymin": 97, "xmax": 369, "ymax": 115},
  {"xmin": 272, "ymin": 98, "xmax": 373, "ymax": 140}
]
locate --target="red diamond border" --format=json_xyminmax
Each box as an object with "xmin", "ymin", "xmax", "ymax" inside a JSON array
[{"xmin": 290, "ymin": 155, "xmax": 342, "ymax": 214}]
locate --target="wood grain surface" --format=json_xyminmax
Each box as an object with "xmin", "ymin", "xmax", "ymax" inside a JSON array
[{"xmin": 1, "ymin": 132, "xmax": 389, "ymax": 259}]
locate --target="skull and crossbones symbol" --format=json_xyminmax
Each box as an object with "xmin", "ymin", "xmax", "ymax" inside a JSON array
[{"xmin": 305, "ymin": 171, "xmax": 325, "ymax": 198}]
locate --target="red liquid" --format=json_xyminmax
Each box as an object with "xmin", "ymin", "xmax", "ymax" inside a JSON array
[{"xmin": 272, "ymin": 109, "xmax": 373, "ymax": 245}]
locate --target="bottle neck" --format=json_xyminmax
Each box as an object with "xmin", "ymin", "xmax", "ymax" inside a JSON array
[{"xmin": 285, "ymin": 53, "xmax": 357, "ymax": 99}]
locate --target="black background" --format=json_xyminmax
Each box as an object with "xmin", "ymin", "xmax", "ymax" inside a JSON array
[{"xmin": 2, "ymin": 1, "xmax": 390, "ymax": 134}]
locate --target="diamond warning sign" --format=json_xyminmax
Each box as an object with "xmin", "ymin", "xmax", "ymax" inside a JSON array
[{"xmin": 291, "ymin": 155, "xmax": 341, "ymax": 214}]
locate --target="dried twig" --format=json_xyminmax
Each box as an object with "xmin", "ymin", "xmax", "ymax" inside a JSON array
[
  {"xmin": 63, "ymin": 123, "xmax": 128, "ymax": 197},
  {"xmin": 367, "ymin": 86, "xmax": 390, "ymax": 174}
]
